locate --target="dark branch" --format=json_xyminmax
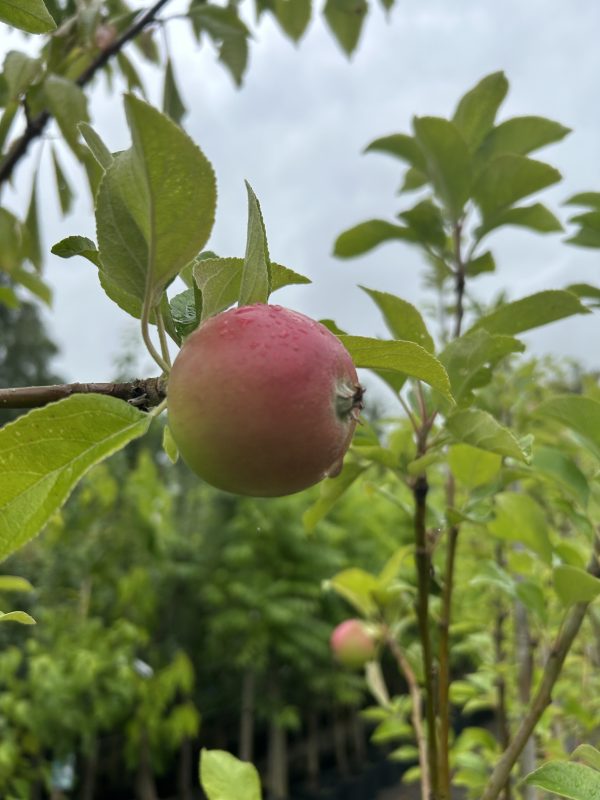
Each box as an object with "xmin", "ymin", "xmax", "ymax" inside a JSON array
[
  {"xmin": 0, "ymin": 0, "xmax": 173, "ymax": 186},
  {"xmin": 0, "ymin": 379, "xmax": 166, "ymax": 412}
]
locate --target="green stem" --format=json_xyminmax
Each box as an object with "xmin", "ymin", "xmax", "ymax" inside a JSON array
[{"xmin": 413, "ymin": 473, "xmax": 439, "ymax": 799}]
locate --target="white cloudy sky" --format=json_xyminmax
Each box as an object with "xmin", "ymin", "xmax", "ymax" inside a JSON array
[{"xmin": 3, "ymin": 0, "xmax": 600, "ymax": 403}]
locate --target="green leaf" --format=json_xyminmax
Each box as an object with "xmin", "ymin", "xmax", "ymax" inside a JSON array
[
  {"xmin": 218, "ymin": 35, "xmax": 248, "ymax": 86},
  {"xmin": 200, "ymin": 749, "xmax": 262, "ymax": 800},
  {"xmin": 325, "ymin": 567, "xmax": 380, "ymax": 616},
  {"xmin": 162, "ymin": 424, "xmax": 179, "ymax": 464},
  {"xmin": 189, "ymin": 4, "xmax": 249, "ymax": 85},
  {"xmin": 565, "ymin": 283, "xmax": 600, "ymax": 307},
  {"xmin": 0, "ymin": 395, "xmax": 151, "ymax": 561},
  {"xmin": 567, "ymin": 210, "xmax": 600, "ymax": 248},
  {"xmin": 440, "ymin": 329, "xmax": 525, "ymax": 404},
  {"xmin": 324, "ymin": 0, "xmax": 368, "ymax": 56},
  {"xmin": 554, "ymin": 565, "xmax": 600, "ymax": 606},
  {"xmin": 470, "ymin": 290, "xmax": 590, "ymax": 336},
  {"xmin": 400, "ymin": 167, "xmax": 428, "ymax": 192},
  {"xmin": 78, "ymin": 122, "xmax": 113, "ymax": 170},
  {"xmin": 334, "ymin": 220, "xmax": 415, "ymax": 257},
  {"xmin": 239, "ymin": 182, "xmax": 271, "ymax": 306},
  {"xmin": 537, "ymin": 395, "xmax": 600, "ymax": 462},
  {"xmin": 51, "ymin": 236, "xmax": 100, "ymax": 267},
  {"xmin": 473, "ymin": 154, "xmax": 561, "ymax": 220},
  {"xmin": 51, "ymin": 147, "xmax": 74, "ymax": 214},
  {"xmin": 0, "ymin": 0, "xmax": 56, "ymax": 33},
  {"xmin": 3, "ymin": 51, "xmax": 42, "ymax": 99},
  {"xmin": 412, "ymin": 116, "xmax": 472, "ymax": 222},
  {"xmin": 274, "ymin": 0, "xmax": 311, "ymax": 41},
  {"xmin": 477, "ymin": 203, "xmax": 562, "ymax": 238},
  {"xmin": 0, "ymin": 207, "xmax": 22, "ymax": 272},
  {"xmin": 448, "ymin": 444, "xmax": 502, "ymax": 489},
  {"xmin": 116, "ymin": 52, "xmax": 145, "ymax": 95},
  {"xmin": 163, "ymin": 58, "xmax": 186, "ymax": 125},
  {"xmin": 170, "ymin": 288, "xmax": 198, "ymax": 340},
  {"xmin": 479, "ymin": 116, "xmax": 571, "ymax": 161},
  {"xmin": 95, "ymin": 150, "xmax": 148, "ymax": 314},
  {"xmin": 0, "ymin": 286, "xmax": 19, "ymax": 308},
  {"xmin": 446, "ymin": 409, "xmax": 529, "ymax": 462},
  {"xmin": 571, "ymin": 745, "xmax": 600, "ymax": 772},
  {"xmin": 44, "ymin": 75, "xmax": 89, "ymax": 153},
  {"xmin": 0, "ymin": 576, "xmax": 33, "ymax": 592},
  {"xmin": 532, "ymin": 447, "xmax": 589, "ymax": 508},
  {"xmin": 466, "ymin": 250, "xmax": 495, "ymax": 276},
  {"xmin": 194, "ymin": 257, "xmax": 308, "ymax": 321},
  {"xmin": 452, "ymin": 71, "xmax": 508, "ymax": 150},
  {"xmin": 23, "ymin": 178, "xmax": 41, "ymax": 270},
  {"xmin": 523, "ymin": 761, "xmax": 600, "ymax": 799},
  {"xmin": 303, "ymin": 461, "xmax": 366, "ymax": 531},
  {"xmin": 339, "ymin": 336, "xmax": 453, "ymax": 400},
  {"xmin": 565, "ymin": 192, "xmax": 600, "ymax": 209},
  {"xmin": 123, "ymin": 94, "xmax": 216, "ymax": 301},
  {"xmin": 12, "ymin": 266, "xmax": 51, "ymax": 305},
  {"xmin": 361, "ymin": 287, "xmax": 434, "ymax": 351},
  {"xmin": 488, "ymin": 493, "xmax": 552, "ymax": 563},
  {"xmin": 364, "ymin": 133, "xmax": 427, "ymax": 172},
  {"xmin": 0, "ymin": 611, "xmax": 35, "ymax": 625},
  {"xmin": 399, "ymin": 199, "xmax": 447, "ymax": 249}
]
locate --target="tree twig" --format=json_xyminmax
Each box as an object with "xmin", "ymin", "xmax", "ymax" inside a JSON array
[
  {"xmin": 0, "ymin": 379, "xmax": 165, "ymax": 411},
  {"xmin": 0, "ymin": 0, "xmax": 173, "ymax": 186},
  {"xmin": 413, "ymin": 472, "xmax": 439, "ymax": 799},
  {"xmin": 480, "ymin": 532, "xmax": 600, "ymax": 800},
  {"xmin": 386, "ymin": 630, "xmax": 430, "ymax": 800}
]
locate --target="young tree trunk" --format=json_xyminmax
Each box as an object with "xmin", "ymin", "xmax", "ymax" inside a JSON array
[
  {"xmin": 136, "ymin": 729, "xmax": 159, "ymax": 800},
  {"xmin": 239, "ymin": 670, "xmax": 257, "ymax": 762},
  {"xmin": 81, "ymin": 738, "xmax": 98, "ymax": 800},
  {"xmin": 178, "ymin": 737, "xmax": 193, "ymax": 800},
  {"xmin": 306, "ymin": 710, "xmax": 320, "ymax": 792},
  {"xmin": 332, "ymin": 707, "xmax": 349, "ymax": 778},
  {"xmin": 515, "ymin": 600, "xmax": 537, "ymax": 800},
  {"xmin": 350, "ymin": 707, "xmax": 367, "ymax": 765},
  {"xmin": 267, "ymin": 717, "xmax": 288, "ymax": 800}
]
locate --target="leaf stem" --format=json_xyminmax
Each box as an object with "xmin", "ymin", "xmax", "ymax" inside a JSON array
[
  {"xmin": 156, "ymin": 307, "xmax": 173, "ymax": 368},
  {"xmin": 141, "ymin": 296, "xmax": 171, "ymax": 375}
]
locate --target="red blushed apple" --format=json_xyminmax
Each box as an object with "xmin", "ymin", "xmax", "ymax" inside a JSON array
[
  {"xmin": 330, "ymin": 619, "xmax": 377, "ymax": 669},
  {"xmin": 167, "ymin": 304, "xmax": 363, "ymax": 497}
]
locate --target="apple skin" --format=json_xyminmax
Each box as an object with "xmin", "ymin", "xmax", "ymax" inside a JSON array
[
  {"xmin": 167, "ymin": 304, "xmax": 363, "ymax": 497},
  {"xmin": 330, "ymin": 619, "xmax": 376, "ymax": 669}
]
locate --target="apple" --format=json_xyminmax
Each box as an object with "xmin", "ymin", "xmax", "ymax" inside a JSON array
[
  {"xmin": 330, "ymin": 619, "xmax": 377, "ymax": 668},
  {"xmin": 167, "ymin": 304, "xmax": 363, "ymax": 496}
]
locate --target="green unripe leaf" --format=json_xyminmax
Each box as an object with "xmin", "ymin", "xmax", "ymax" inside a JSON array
[
  {"xmin": 339, "ymin": 335, "xmax": 453, "ymax": 400},
  {"xmin": 470, "ymin": 290, "xmax": 590, "ymax": 336},
  {"xmin": 200, "ymin": 749, "xmax": 262, "ymax": 800},
  {"xmin": 239, "ymin": 182, "xmax": 271, "ymax": 306},
  {"xmin": 452, "ymin": 71, "xmax": 508, "ymax": 150},
  {"xmin": 0, "ymin": 0, "xmax": 56, "ymax": 33},
  {"xmin": 412, "ymin": 116, "xmax": 472, "ymax": 222},
  {"xmin": 488, "ymin": 493, "xmax": 552, "ymax": 563},
  {"xmin": 522, "ymin": 760, "xmax": 600, "ymax": 799},
  {"xmin": 446, "ymin": 409, "xmax": 529, "ymax": 462},
  {"xmin": 334, "ymin": 220, "xmax": 415, "ymax": 258},
  {"xmin": 554, "ymin": 566, "xmax": 600, "ymax": 606},
  {"xmin": 0, "ymin": 395, "xmax": 151, "ymax": 561}
]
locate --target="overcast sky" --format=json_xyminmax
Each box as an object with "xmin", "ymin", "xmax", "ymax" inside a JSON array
[{"xmin": 3, "ymin": 0, "xmax": 600, "ymax": 405}]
